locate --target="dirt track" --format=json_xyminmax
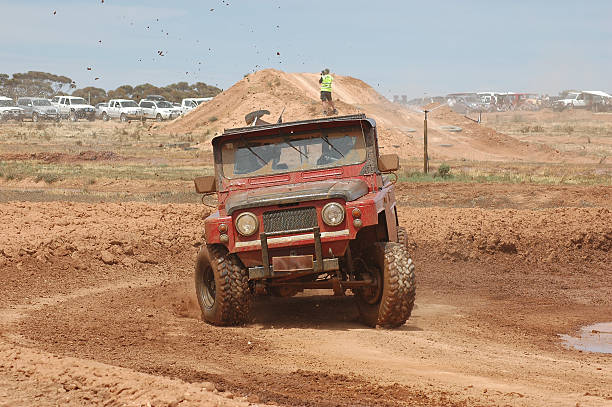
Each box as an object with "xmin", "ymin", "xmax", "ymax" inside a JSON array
[{"xmin": 1, "ymin": 184, "xmax": 611, "ymax": 406}]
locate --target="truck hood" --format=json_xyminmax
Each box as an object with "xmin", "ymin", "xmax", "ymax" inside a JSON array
[{"xmin": 225, "ymin": 179, "xmax": 369, "ymax": 215}]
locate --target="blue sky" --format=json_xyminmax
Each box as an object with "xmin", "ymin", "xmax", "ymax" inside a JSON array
[{"xmin": 1, "ymin": 0, "xmax": 611, "ymax": 97}]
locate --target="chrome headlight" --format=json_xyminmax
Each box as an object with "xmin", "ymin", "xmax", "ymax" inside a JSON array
[
  {"xmin": 322, "ymin": 202, "xmax": 345, "ymax": 226},
  {"xmin": 235, "ymin": 212, "xmax": 259, "ymax": 236}
]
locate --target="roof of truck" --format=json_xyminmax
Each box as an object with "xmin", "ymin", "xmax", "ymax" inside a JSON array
[{"xmin": 213, "ymin": 114, "xmax": 375, "ymax": 143}]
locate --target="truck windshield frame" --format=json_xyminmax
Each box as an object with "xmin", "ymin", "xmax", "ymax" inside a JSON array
[{"xmin": 220, "ymin": 125, "xmax": 367, "ymax": 179}]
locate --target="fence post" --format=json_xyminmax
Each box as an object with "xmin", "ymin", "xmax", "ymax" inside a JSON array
[{"xmin": 423, "ymin": 110, "xmax": 429, "ymax": 174}]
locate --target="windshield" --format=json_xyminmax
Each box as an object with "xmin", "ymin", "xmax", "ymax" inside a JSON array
[
  {"xmin": 566, "ymin": 94, "xmax": 578, "ymax": 100},
  {"xmin": 121, "ymin": 101, "xmax": 138, "ymax": 107},
  {"xmin": 221, "ymin": 126, "xmax": 366, "ymax": 179},
  {"xmin": 157, "ymin": 101, "xmax": 173, "ymax": 108},
  {"xmin": 0, "ymin": 100, "xmax": 16, "ymax": 107},
  {"xmin": 70, "ymin": 98, "xmax": 87, "ymax": 105},
  {"xmin": 33, "ymin": 99, "xmax": 52, "ymax": 106}
]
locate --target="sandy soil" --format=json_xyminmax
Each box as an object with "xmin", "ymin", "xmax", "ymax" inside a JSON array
[
  {"xmin": 1, "ymin": 184, "xmax": 610, "ymax": 406},
  {"xmin": 151, "ymin": 69, "xmax": 606, "ymax": 164}
]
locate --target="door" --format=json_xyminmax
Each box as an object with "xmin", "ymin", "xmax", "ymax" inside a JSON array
[
  {"xmin": 60, "ymin": 97, "xmax": 69, "ymax": 116},
  {"xmin": 140, "ymin": 101, "xmax": 154, "ymax": 118},
  {"xmin": 109, "ymin": 101, "xmax": 118, "ymax": 118}
]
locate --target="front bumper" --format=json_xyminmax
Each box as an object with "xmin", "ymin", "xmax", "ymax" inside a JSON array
[
  {"xmin": 248, "ymin": 226, "xmax": 340, "ymax": 279},
  {"xmin": 1, "ymin": 110, "xmax": 23, "ymax": 120},
  {"xmin": 75, "ymin": 110, "xmax": 95, "ymax": 118}
]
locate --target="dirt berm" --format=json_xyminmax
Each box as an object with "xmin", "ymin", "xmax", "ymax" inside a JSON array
[{"xmin": 155, "ymin": 69, "xmax": 572, "ymax": 163}]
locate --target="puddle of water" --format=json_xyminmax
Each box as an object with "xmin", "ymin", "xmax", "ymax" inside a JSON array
[{"xmin": 559, "ymin": 322, "xmax": 612, "ymax": 354}]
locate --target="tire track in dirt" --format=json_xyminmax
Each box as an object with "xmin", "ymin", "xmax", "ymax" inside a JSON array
[{"xmin": 0, "ymin": 193, "xmax": 611, "ymax": 406}]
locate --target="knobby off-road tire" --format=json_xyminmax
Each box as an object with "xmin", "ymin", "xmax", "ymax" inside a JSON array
[
  {"xmin": 397, "ymin": 226, "xmax": 408, "ymax": 248},
  {"xmin": 102, "ymin": 112, "xmax": 109, "ymax": 121},
  {"xmin": 195, "ymin": 244, "xmax": 252, "ymax": 326},
  {"xmin": 356, "ymin": 242, "xmax": 416, "ymax": 328},
  {"xmin": 69, "ymin": 111, "xmax": 77, "ymax": 122}
]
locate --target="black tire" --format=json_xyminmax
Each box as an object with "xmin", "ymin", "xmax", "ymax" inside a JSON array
[
  {"xmin": 32, "ymin": 113, "xmax": 39, "ymax": 123},
  {"xmin": 156, "ymin": 113, "xmax": 162, "ymax": 122},
  {"xmin": 120, "ymin": 113, "xmax": 127, "ymax": 123},
  {"xmin": 355, "ymin": 242, "xmax": 416, "ymax": 328},
  {"xmin": 102, "ymin": 112, "xmax": 109, "ymax": 122},
  {"xmin": 195, "ymin": 244, "xmax": 252, "ymax": 326},
  {"xmin": 69, "ymin": 111, "xmax": 77, "ymax": 122}
]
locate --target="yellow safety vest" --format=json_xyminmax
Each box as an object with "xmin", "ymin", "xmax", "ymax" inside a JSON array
[{"xmin": 320, "ymin": 74, "xmax": 333, "ymax": 92}]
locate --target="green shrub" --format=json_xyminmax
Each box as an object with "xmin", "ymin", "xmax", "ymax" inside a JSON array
[{"xmin": 436, "ymin": 163, "xmax": 451, "ymax": 178}]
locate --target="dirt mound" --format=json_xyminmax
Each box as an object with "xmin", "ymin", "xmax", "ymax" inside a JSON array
[
  {"xmin": 156, "ymin": 69, "xmax": 362, "ymax": 137},
  {"xmin": 0, "ymin": 150, "xmax": 122, "ymax": 163},
  {"xmin": 154, "ymin": 69, "xmax": 583, "ymax": 163}
]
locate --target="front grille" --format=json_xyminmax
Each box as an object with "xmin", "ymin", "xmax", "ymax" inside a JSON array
[{"xmin": 263, "ymin": 207, "xmax": 317, "ymax": 233}]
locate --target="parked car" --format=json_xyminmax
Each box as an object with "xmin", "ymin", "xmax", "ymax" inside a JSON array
[
  {"xmin": 95, "ymin": 102, "xmax": 108, "ymax": 119},
  {"xmin": 99, "ymin": 99, "xmax": 144, "ymax": 122},
  {"xmin": 51, "ymin": 96, "xmax": 95, "ymax": 121},
  {"xmin": 17, "ymin": 97, "xmax": 59, "ymax": 122},
  {"xmin": 139, "ymin": 99, "xmax": 181, "ymax": 121},
  {"xmin": 181, "ymin": 97, "xmax": 212, "ymax": 115},
  {"xmin": 145, "ymin": 95, "xmax": 165, "ymax": 102},
  {"xmin": 0, "ymin": 96, "xmax": 24, "ymax": 122},
  {"xmin": 553, "ymin": 92, "xmax": 586, "ymax": 111}
]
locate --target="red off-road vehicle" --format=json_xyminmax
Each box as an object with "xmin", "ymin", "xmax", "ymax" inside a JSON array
[{"xmin": 194, "ymin": 114, "xmax": 415, "ymax": 327}]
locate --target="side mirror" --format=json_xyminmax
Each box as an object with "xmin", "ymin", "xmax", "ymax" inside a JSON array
[
  {"xmin": 378, "ymin": 154, "xmax": 400, "ymax": 173},
  {"xmin": 194, "ymin": 175, "xmax": 216, "ymax": 193}
]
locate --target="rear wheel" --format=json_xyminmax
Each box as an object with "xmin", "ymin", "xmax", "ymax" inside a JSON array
[
  {"xmin": 102, "ymin": 112, "xmax": 109, "ymax": 121},
  {"xmin": 69, "ymin": 111, "xmax": 77, "ymax": 122},
  {"xmin": 354, "ymin": 242, "xmax": 416, "ymax": 328},
  {"xmin": 195, "ymin": 244, "xmax": 252, "ymax": 326},
  {"xmin": 32, "ymin": 113, "xmax": 39, "ymax": 123},
  {"xmin": 120, "ymin": 113, "xmax": 127, "ymax": 122},
  {"xmin": 156, "ymin": 113, "xmax": 162, "ymax": 122}
]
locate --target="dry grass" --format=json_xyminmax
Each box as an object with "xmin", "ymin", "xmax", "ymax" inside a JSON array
[{"xmin": 0, "ymin": 117, "xmax": 610, "ymax": 205}]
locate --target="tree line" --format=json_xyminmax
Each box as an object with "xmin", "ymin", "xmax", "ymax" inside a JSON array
[{"xmin": 0, "ymin": 71, "xmax": 221, "ymax": 105}]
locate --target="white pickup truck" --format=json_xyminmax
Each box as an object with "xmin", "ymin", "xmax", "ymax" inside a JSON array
[
  {"xmin": 553, "ymin": 92, "xmax": 586, "ymax": 111},
  {"xmin": 180, "ymin": 97, "xmax": 212, "ymax": 115},
  {"xmin": 99, "ymin": 99, "xmax": 144, "ymax": 122},
  {"xmin": 51, "ymin": 96, "xmax": 95, "ymax": 121},
  {"xmin": 0, "ymin": 96, "xmax": 24, "ymax": 122},
  {"xmin": 139, "ymin": 100, "xmax": 181, "ymax": 121}
]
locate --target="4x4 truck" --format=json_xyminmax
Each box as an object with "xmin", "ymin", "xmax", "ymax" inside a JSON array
[
  {"xmin": 100, "ymin": 99, "xmax": 144, "ymax": 122},
  {"xmin": 193, "ymin": 114, "xmax": 416, "ymax": 328}
]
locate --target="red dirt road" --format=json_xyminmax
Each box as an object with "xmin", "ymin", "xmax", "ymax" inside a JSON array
[{"xmin": 0, "ymin": 184, "xmax": 611, "ymax": 406}]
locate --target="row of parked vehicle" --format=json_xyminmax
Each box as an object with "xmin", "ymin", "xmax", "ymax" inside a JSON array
[{"xmin": 0, "ymin": 94, "xmax": 212, "ymax": 122}]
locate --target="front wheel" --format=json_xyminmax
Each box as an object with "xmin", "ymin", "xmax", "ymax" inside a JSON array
[
  {"xmin": 120, "ymin": 113, "xmax": 127, "ymax": 122},
  {"xmin": 156, "ymin": 113, "xmax": 163, "ymax": 122},
  {"xmin": 195, "ymin": 244, "xmax": 252, "ymax": 326},
  {"xmin": 69, "ymin": 111, "xmax": 77, "ymax": 122},
  {"xmin": 32, "ymin": 113, "xmax": 39, "ymax": 123},
  {"xmin": 355, "ymin": 242, "xmax": 416, "ymax": 328}
]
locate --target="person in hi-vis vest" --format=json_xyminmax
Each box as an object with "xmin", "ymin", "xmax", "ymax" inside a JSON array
[{"xmin": 319, "ymin": 68, "xmax": 338, "ymax": 115}]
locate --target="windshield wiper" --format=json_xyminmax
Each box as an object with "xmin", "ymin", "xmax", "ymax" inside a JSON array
[
  {"xmin": 321, "ymin": 136, "xmax": 344, "ymax": 158},
  {"xmin": 240, "ymin": 137, "xmax": 267, "ymax": 165},
  {"xmin": 283, "ymin": 137, "xmax": 308, "ymax": 159}
]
